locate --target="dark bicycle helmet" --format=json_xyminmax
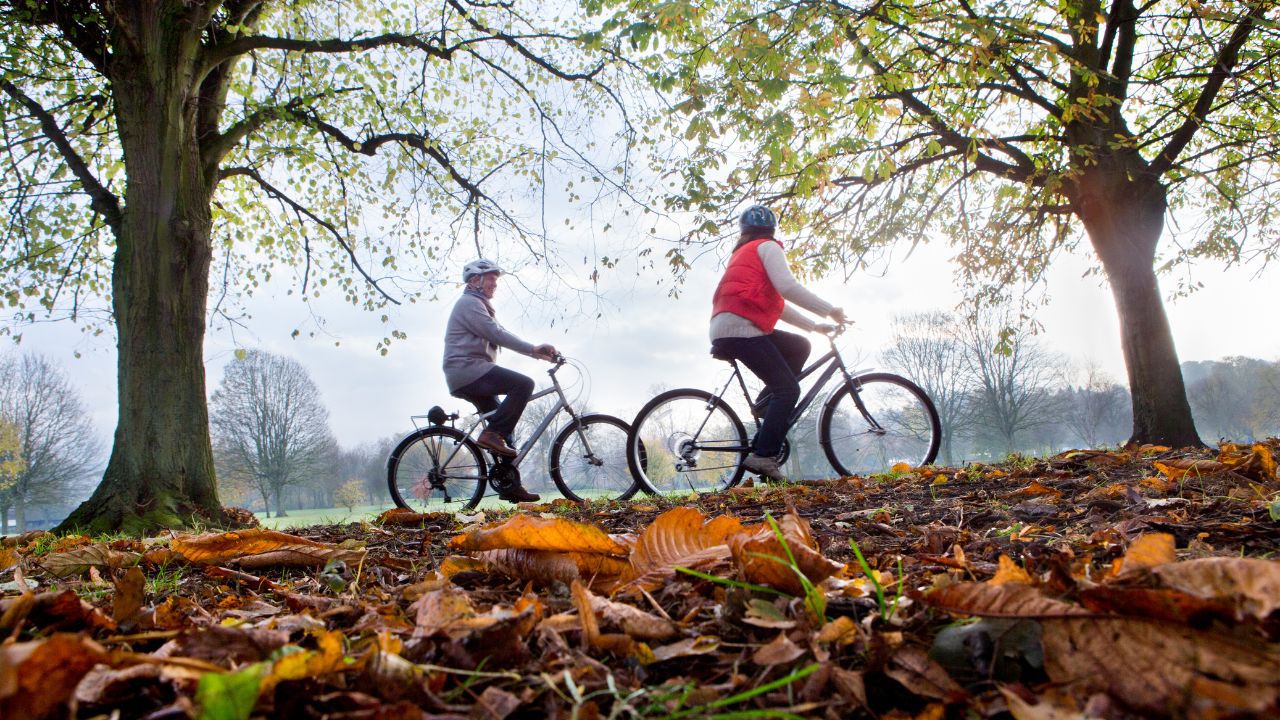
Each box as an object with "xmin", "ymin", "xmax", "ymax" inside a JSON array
[
  {"xmin": 462, "ymin": 258, "xmax": 503, "ymax": 281},
  {"xmin": 738, "ymin": 204, "xmax": 777, "ymax": 236}
]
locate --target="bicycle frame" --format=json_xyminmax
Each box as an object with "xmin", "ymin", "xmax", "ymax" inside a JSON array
[
  {"xmin": 412, "ymin": 358, "xmax": 593, "ymax": 472},
  {"xmin": 715, "ymin": 332, "xmax": 871, "ymax": 432}
]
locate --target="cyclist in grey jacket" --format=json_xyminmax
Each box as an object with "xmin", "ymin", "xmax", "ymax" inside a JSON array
[{"xmin": 443, "ymin": 259, "xmax": 556, "ymax": 502}]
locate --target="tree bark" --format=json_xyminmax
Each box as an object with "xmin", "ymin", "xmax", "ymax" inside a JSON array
[
  {"xmin": 1073, "ymin": 166, "xmax": 1204, "ymax": 448},
  {"xmin": 57, "ymin": 7, "xmax": 221, "ymax": 534}
]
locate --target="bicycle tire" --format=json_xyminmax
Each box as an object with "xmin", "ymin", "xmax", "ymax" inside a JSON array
[
  {"xmin": 627, "ymin": 388, "xmax": 749, "ymax": 495},
  {"xmin": 819, "ymin": 372, "xmax": 941, "ymax": 477},
  {"xmin": 387, "ymin": 427, "xmax": 488, "ymax": 511},
  {"xmin": 550, "ymin": 413, "xmax": 645, "ymax": 504}
]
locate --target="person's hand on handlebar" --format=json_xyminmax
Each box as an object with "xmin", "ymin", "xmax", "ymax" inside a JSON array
[
  {"xmin": 532, "ymin": 344, "xmax": 559, "ymax": 361},
  {"xmin": 814, "ymin": 322, "xmax": 839, "ymax": 335},
  {"xmin": 828, "ymin": 307, "xmax": 847, "ymax": 325}
]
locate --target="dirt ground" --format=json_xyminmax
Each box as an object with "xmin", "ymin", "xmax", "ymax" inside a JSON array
[{"xmin": 2, "ymin": 441, "xmax": 1278, "ymax": 719}]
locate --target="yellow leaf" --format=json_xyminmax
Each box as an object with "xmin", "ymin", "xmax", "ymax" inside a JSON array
[
  {"xmin": 989, "ymin": 555, "xmax": 1034, "ymax": 585},
  {"xmin": 1118, "ymin": 533, "xmax": 1176, "ymax": 574},
  {"xmin": 448, "ymin": 514, "xmax": 630, "ymax": 556}
]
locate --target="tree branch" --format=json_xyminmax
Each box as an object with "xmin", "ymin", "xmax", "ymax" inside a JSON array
[
  {"xmin": 219, "ymin": 166, "xmax": 400, "ymax": 305},
  {"xmin": 1152, "ymin": 2, "xmax": 1268, "ymax": 175},
  {"xmin": 0, "ymin": 78, "xmax": 122, "ymax": 232}
]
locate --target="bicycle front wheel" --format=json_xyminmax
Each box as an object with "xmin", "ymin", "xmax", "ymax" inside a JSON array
[
  {"xmin": 387, "ymin": 427, "xmax": 488, "ymax": 511},
  {"xmin": 628, "ymin": 389, "xmax": 748, "ymax": 495},
  {"xmin": 820, "ymin": 372, "xmax": 941, "ymax": 477},
  {"xmin": 550, "ymin": 413, "xmax": 642, "ymax": 504}
]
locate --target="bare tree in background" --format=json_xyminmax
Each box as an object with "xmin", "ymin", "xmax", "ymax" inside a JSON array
[
  {"xmin": 0, "ymin": 353, "xmax": 102, "ymax": 532},
  {"xmin": 961, "ymin": 314, "xmax": 1066, "ymax": 456},
  {"xmin": 210, "ymin": 351, "xmax": 334, "ymax": 518},
  {"xmin": 1185, "ymin": 358, "xmax": 1280, "ymax": 443},
  {"xmin": 1061, "ymin": 363, "xmax": 1131, "ymax": 449},
  {"xmin": 882, "ymin": 311, "xmax": 973, "ymax": 465}
]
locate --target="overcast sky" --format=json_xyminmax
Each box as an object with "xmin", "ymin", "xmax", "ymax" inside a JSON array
[{"xmin": 12, "ymin": 228, "xmax": 1278, "ymax": 463}]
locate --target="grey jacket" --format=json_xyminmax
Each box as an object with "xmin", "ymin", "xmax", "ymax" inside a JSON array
[{"xmin": 442, "ymin": 289, "xmax": 536, "ymax": 393}]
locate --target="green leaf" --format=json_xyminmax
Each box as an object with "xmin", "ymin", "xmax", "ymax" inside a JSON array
[{"xmin": 195, "ymin": 662, "xmax": 267, "ymax": 720}]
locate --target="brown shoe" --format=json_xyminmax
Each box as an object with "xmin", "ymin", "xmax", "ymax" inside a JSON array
[
  {"xmin": 497, "ymin": 482, "xmax": 541, "ymax": 503},
  {"xmin": 476, "ymin": 429, "xmax": 517, "ymax": 458}
]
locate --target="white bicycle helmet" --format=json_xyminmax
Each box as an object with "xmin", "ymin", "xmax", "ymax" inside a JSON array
[{"xmin": 462, "ymin": 258, "xmax": 503, "ymax": 282}]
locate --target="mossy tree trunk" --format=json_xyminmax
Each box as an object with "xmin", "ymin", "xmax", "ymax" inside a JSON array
[{"xmin": 58, "ymin": 5, "xmax": 222, "ymax": 534}]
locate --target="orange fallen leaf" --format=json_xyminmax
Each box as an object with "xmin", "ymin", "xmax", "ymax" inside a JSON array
[
  {"xmin": 171, "ymin": 529, "xmax": 366, "ymax": 569},
  {"xmin": 1151, "ymin": 557, "xmax": 1280, "ymax": 622},
  {"xmin": 1011, "ymin": 480, "xmax": 1062, "ymax": 498},
  {"xmin": 617, "ymin": 507, "xmax": 744, "ymax": 591},
  {"xmin": 1153, "ymin": 458, "xmax": 1229, "ymax": 480},
  {"xmin": 730, "ymin": 511, "xmax": 843, "ymax": 597},
  {"xmin": 988, "ymin": 555, "xmax": 1034, "ymax": 585},
  {"xmin": 0, "ymin": 634, "xmax": 109, "ymax": 719},
  {"xmin": 449, "ymin": 514, "xmax": 630, "ymax": 556},
  {"xmin": 1116, "ymin": 532, "xmax": 1176, "ymax": 575}
]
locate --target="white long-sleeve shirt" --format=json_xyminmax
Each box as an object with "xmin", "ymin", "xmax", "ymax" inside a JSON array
[{"xmin": 710, "ymin": 241, "xmax": 837, "ymax": 341}]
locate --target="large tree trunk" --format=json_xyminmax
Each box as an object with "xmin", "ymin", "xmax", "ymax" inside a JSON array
[
  {"xmin": 14, "ymin": 501, "xmax": 24, "ymax": 533},
  {"xmin": 1074, "ymin": 169, "xmax": 1203, "ymax": 448},
  {"xmin": 58, "ymin": 9, "xmax": 221, "ymax": 534}
]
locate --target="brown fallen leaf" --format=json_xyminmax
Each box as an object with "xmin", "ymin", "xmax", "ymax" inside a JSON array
[
  {"xmin": 650, "ymin": 636, "xmax": 721, "ymax": 663},
  {"xmin": 989, "ymin": 555, "xmax": 1034, "ymax": 585},
  {"xmin": 376, "ymin": 508, "xmax": 452, "ymax": 527},
  {"xmin": 473, "ymin": 685, "xmax": 523, "ymax": 720},
  {"xmin": 171, "ymin": 528, "xmax": 366, "ymax": 569},
  {"xmin": 0, "ymin": 634, "xmax": 109, "ymax": 720},
  {"xmin": 729, "ymin": 511, "xmax": 843, "ymax": 596},
  {"xmin": 617, "ymin": 507, "xmax": 744, "ymax": 591},
  {"xmin": 571, "ymin": 580, "xmax": 633, "ymax": 655},
  {"xmin": 37, "ymin": 544, "xmax": 141, "ymax": 579},
  {"xmin": 587, "ymin": 591, "xmax": 679, "ymax": 641},
  {"xmin": 1151, "ymin": 556, "xmax": 1280, "ymax": 621},
  {"xmin": 884, "ymin": 645, "xmax": 968, "ymax": 703},
  {"xmin": 924, "ymin": 581, "xmax": 1090, "ymax": 618},
  {"xmin": 1153, "ymin": 458, "xmax": 1229, "ymax": 480},
  {"xmin": 1041, "ymin": 616, "xmax": 1280, "ymax": 716},
  {"xmin": 474, "ymin": 548, "xmax": 629, "ymax": 592},
  {"xmin": 112, "ymin": 566, "xmax": 146, "ymax": 626},
  {"xmin": 753, "ymin": 632, "xmax": 806, "ymax": 666}
]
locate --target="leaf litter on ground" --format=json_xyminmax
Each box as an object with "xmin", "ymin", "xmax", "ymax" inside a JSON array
[{"xmin": 1, "ymin": 439, "xmax": 1279, "ymax": 718}]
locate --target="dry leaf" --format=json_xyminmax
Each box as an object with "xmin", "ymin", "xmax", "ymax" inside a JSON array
[
  {"xmin": 1116, "ymin": 532, "xmax": 1176, "ymax": 574},
  {"xmin": 753, "ymin": 632, "xmax": 805, "ymax": 666},
  {"xmin": 1041, "ymin": 616, "xmax": 1280, "ymax": 716},
  {"xmin": 588, "ymin": 593, "xmax": 678, "ymax": 641},
  {"xmin": 1012, "ymin": 481, "xmax": 1062, "ymax": 498},
  {"xmin": 730, "ymin": 511, "xmax": 843, "ymax": 596},
  {"xmin": 38, "ymin": 544, "xmax": 141, "ymax": 578},
  {"xmin": 473, "ymin": 685, "xmax": 522, "ymax": 720},
  {"xmin": 925, "ymin": 581, "xmax": 1090, "ymax": 618},
  {"xmin": 571, "ymin": 580, "xmax": 633, "ymax": 655},
  {"xmin": 1153, "ymin": 458, "xmax": 1229, "ymax": 480},
  {"xmin": 377, "ymin": 508, "xmax": 452, "ymax": 527},
  {"xmin": 449, "ymin": 514, "xmax": 630, "ymax": 556},
  {"xmin": 650, "ymin": 636, "xmax": 721, "ymax": 663},
  {"xmin": 112, "ymin": 566, "xmax": 146, "ymax": 626},
  {"xmin": 1151, "ymin": 557, "xmax": 1280, "ymax": 621},
  {"xmin": 884, "ymin": 645, "xmax": 967, "ymax": 703},
  {"xmin": 171, "ymin": 529, "xmax": 365, "ymax": 568},
  {"xmin": 989, "ymin": 555, "xmax": 1034, "ymax": 585},
  {"xmin": 0, "ymin": 634, "xmax": 109, "ymax": 720},
  {"xmin": 618, "ymin": 507, "xmax": 744, "ymax": 590},
  {"xmin": 475, "ymin": 548, "xmax": 629, "ymax": 592}
]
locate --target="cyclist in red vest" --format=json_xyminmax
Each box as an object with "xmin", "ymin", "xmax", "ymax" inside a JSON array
[{"xmin": 710, "ymin": 205, "xmax": 846, "ymax": 481}]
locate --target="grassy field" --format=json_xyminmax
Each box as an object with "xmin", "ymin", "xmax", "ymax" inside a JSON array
[{"xmin": 253, "ymin": 504, "xmax": 397, "ymax": 530}]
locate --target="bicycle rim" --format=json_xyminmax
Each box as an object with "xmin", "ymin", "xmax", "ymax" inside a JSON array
[
  {"xmin": 387, "ymin": 428, "xmax": 487, "ymax": 511},
  {"xmin": 821, "ymin": 373, "xmax": 941, "ymax": 476},
  {"xmin": 628, "ymin": 389, "xmax": 747, "ymax": 495},
  {"xmin": 550, "ymin": 414, "xmax": 639, "ymax": 504}
]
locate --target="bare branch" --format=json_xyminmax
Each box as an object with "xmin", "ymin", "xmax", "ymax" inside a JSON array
[{"xmin": 1152, "ymin": 2, "xmax": 1268, "ymax": 175}]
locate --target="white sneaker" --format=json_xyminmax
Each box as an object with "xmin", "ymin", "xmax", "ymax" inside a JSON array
[{"xmin": 741, "ymin": 453, "xmax": 785, "ymax": 482}]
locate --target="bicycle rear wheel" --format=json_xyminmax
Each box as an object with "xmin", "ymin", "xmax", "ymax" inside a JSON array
[
  {"xmin": 550, "ymin": 413, "xmax": 642, "ymax": 504},
  {"xmin": 627, "ymin": 389, "xmax": 748, "ymax": 495},
  {"xmin": 819, "ymin": 372, "xmax": 941, "ymax": 476},
  {"xmin": 387, "ymin": 427, "xmax": 488, "ymax": 511}
]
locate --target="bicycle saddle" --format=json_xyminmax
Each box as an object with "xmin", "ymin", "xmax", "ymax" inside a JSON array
[{"xmin": 710, "ymin": 346, "xmax": 734, "ymax": 362}]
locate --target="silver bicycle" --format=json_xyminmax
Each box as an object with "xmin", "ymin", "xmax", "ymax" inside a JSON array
[
  {"xmin": 387, "ymin": 355, "xmax": 643, "ymax": 510},
  {"xmin": 626, "ymin": 324, "xmax": 941, "ymax": 494}
]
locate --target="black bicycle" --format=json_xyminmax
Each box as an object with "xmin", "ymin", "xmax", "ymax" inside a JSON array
[
  {"xmin": 626, "ymin": 324, "xmax": 941, "ymax": 494},
  {"xmin": 387, "ymin": 355, "xmax": 642, "ymax": 510}
]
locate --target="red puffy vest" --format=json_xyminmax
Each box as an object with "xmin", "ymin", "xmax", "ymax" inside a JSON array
[{"xmin": 711, "ymin": 238, "xmax": 785, "ymax": 332}]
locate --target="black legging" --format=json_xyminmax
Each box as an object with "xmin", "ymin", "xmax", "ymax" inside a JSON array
[
  {"xmin": 452, "ymin": 365, "xmax": 535, "ymax": 438},
  {"xmin": 710, "ymin": 329, "xmax": 811, "ymax": 457}
]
